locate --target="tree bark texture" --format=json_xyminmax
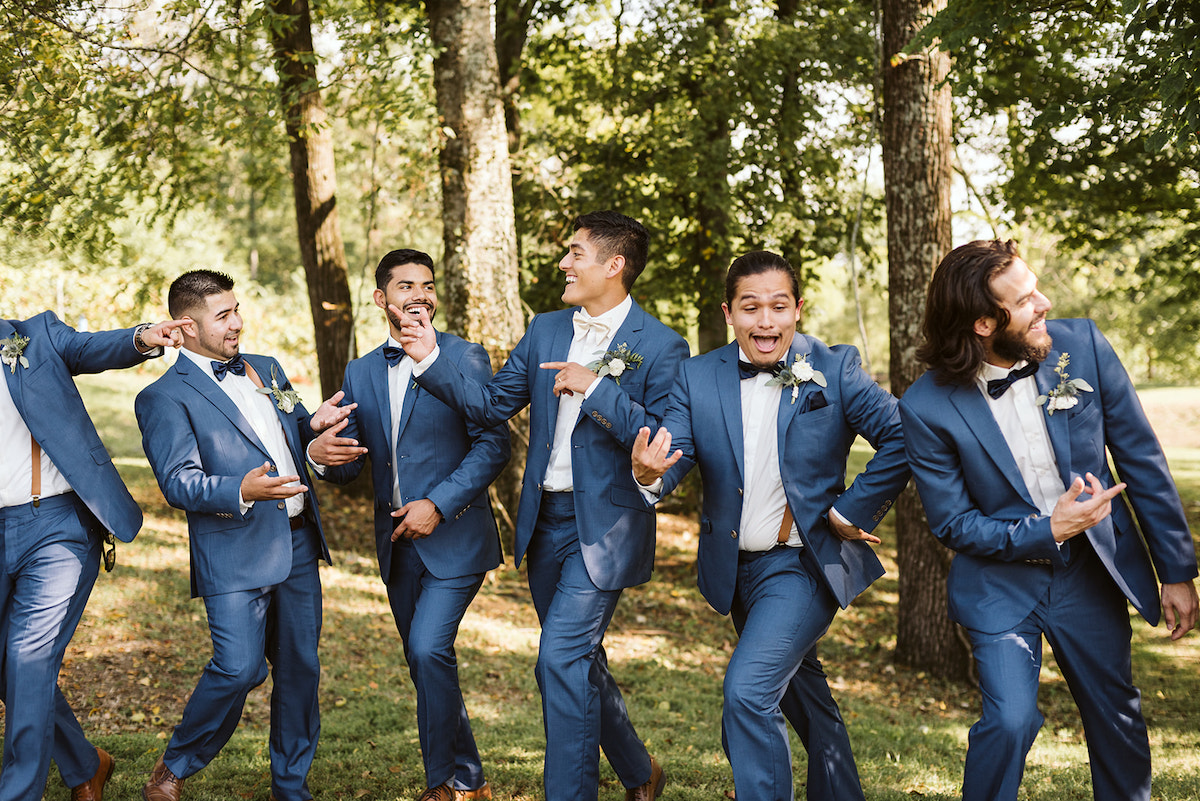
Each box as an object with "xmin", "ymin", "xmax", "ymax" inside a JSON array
[
  {"xmin": 882, "ymin": 0, "xmax": 971, "ymax": 680},
  {"xmin": 427, "ymin": 0, "xmax": 526, "ymax": 539},
  {"xmin": 267, "ymin": 0, "xmax": 354, "ymax": 400}
]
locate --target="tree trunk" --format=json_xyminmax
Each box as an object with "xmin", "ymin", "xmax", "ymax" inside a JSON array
[
  {"xmin": 426, "ymin": 0, "xmax": 526, "ymax": 539},
  {"xmin": 881, "ymin": 0, "xmax": 971, "ymax": 679},
  {"xmin": 267, "ymin": 0, "xmax": 354, "ymax": 400}
]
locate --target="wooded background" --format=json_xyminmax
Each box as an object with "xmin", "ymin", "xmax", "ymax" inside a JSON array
[{"xmin": 1, "ymin": 0, "xmax": 1197, "ymax": 682}]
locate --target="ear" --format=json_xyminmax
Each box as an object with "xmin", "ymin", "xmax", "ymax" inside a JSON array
[
  {"xmin": 604, "ymin": 254, "xmax": 625, "ymax": 281},
  {"xmin": 793, "ymin": 298, "xmax": 804, "ymax": 324},
  {"xmin": 722, "ymin": 302, "xmax": 733, "ymax": 327},
  {"xmin": 180, "ymin": 316, "xmax": 198, "ymax": 338},
  {"xmin": 974, "ymin": 316, "xmax": 997, "ymax": 338},
  {"xmin": 373, "ymin": 288, "xmax": 386, "ymax": 311}
]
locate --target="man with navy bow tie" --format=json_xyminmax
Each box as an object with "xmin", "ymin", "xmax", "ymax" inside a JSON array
[
  {"xmin": 0, "ymin": 309, "xmax": 184, "ymax": 801},
  {"xmin": 399, "ymin": 211, "xmax": 690, "ymax": 801},
  {"xmin": 899, "ymin": 240, "xmax": 1199, "ymax": 801},
  {"xmin": 135, "ymin": 270, "xmax": 349, "ymax": 801},
  {"xmin": 308, "ymin": 249, "xmax": 509, "ymax": 801},
  {"xmin": 632, "ymin": 250, "xmax": 909, "ymax": 801}
]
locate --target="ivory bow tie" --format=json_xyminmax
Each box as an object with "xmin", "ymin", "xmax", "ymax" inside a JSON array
[{"xmin": 572, "ymin": 311, "xmax": 611, "ymax": 341}]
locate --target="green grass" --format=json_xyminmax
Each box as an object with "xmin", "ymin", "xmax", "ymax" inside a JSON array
[{"xmin": 18, "ymin": 371, "xmax": 1200, "ymax": 799}]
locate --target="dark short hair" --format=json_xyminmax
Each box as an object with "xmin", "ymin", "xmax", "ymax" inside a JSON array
[
  {"xmin": 917, "ymin": 239, "xmax": 1021, "ymax": 385},
  {"xmin": 724, "ymin": 250, "xmax": 800, "ymax": 306},
  {"xmin": 573, "ymin": 211, "xmax": 649, "ymax": 291},
  {"xmin": 168, "ymin": 270, "xmax": 235, "ymax": 319},
  {"xmin": 376, "ymin": 249, "xmax": 436, "ymax": 290}
]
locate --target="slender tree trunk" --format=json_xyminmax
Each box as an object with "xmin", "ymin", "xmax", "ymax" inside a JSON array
[
  {"xmin": 494, "ymin": 0, "xmax": 535, "ymax": 154},
  {"xmin": 882, "ymin": 0, "xmax": 970, "ymax": 679},
  {"xmin": 426, "ymin": 0, "xmax": 526, "ymax": 538},
  {"xmin": 267, "ymin": 0, "xmax": 354, "ymax": 399}
]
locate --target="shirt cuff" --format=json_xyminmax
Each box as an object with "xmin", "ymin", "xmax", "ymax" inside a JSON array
[
  {"xmin": 582, "ymin": 376, "xmax": 604, "ymax": 399},
  {"xmin": 306, "ymin": 440, "xmax": 327, "ymax": 475},
  {"xmin": 411, "ymin": 346, "xmax": 440, "ymax": 377},
  {"xmin": 829, "ymin": 507, "xmax": 852, "ymax": 527},
  {"xmin": 239, "ymin": 493, "xmax": 253, "ymax": 516},
  {"xmin": 635, "ymin": 472, "xmax": 663, "ymax": 505}
]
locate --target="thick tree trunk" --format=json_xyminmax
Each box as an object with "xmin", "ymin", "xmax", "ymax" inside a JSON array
[
  {"xmin": 267, "ymin": 0, "xmax": 354, "ymax": 400},
  {"xmin": 882, "ymin": 0, "xmax": 971, "ymax": 679},
  {"xmin": 426, "ymin": 0, "xmax": 526, "ymax": 538}
]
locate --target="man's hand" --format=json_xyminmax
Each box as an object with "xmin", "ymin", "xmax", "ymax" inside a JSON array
[
  {"xmin": 391, "ymin": 498, "xmax": 442, "ymax": 540},
  {"xmin": 828, "ymin": 513, "xmax": 882, "ymax": 545},
  {"xmin": 540, "ymin": 361, "xmax": 597, "ymax": 397},
  {"xmin": 140, "ymin": 320, "xmax": 188, "ymax": 350},
  {"xmin": 1161, "ymin": 580, "xmax": 1199, "ymax": 641},
  {"xmin": 309, "ymin": 419, "xmax": 367, "ymax": 467},
  {"xmin": 241, "ymin": 461, "xmax": 308, "ymax": 502},
  {"xmin": 632, "ymin": 426, "xmax": 683, "ymax": 486},
  {"xmin": 309, "ymin": 390, "xmax": 357, "ymax": 433},
  {"xmin": 1049, "ymin": 472, "xmax": 1126, "ymax": 542},
  {"xmin": 396, "ymin": 305, "xmax": 436, "ymax": 362}
]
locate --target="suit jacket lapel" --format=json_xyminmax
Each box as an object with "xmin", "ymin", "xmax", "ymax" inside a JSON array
[
  {"xmin": 369, "ymin": 347, "xmax": 393, "ymax": 443},
  {"xmin": 948, "ymin": 381, "xmax": 1035, "ymax": 505},
  {"xmin": 1, "ymin": 320, "xmax": 22, "ymax": 414},
  {"xmin": 776, "ymin": 334, "xmax": 811, "ymax": 446},
  {"xmin": 177, "ymin": 355, "xmax": 271, "ymax": 460},
  {"xmin": 1035, "ymin": 349, "xmax": 1073, "ymax": 487},
  {"xmin": 545, "ymin": 312, "xmax": 575, "ymax": 444},
  {"xmin": 716, "ymin": 345, "xmax": 745, "ymax": 483},
  {"xmin": 246, "ymin": 354, "xmax": 304, "ymax": 463}
]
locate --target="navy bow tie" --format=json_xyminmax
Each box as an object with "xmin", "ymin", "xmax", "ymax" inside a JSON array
[
  {"xmin": 383, "ymin": 345, "xmax": 407, "ymax": 367},
  {"xmin": 986, "ymin": 361, "xmax": 1039, "ymax": 399},
  {"xmin": 211, "ymin": 355, "xmax": 246, "ymax": 381},
  {"xmin": 738, "ymin": 360, "xmax": 784, "ymax": 381}
]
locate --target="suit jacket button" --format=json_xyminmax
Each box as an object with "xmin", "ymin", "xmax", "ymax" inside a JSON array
[
  {"xmin": 737, "ymin": 488, "xmax": 743, "ymax": 495},
  {"xmin": 277, "ymin": 501, "xmax": 286, "ymax": 510},
  {"xmin": 730, "ymin": 530, "xmax": 737, "ymax": 538}
]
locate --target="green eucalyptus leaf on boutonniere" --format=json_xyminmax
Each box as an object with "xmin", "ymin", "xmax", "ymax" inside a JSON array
[
  {"xmin": 256, "ymin": 364, "xmax": 301, "ymax": 413},
  {"xmin": 1035, "ymin": 353, "xmax": 1092, "ymax": 415},
  {"xmin": 0, "ymin": 333, "xmax": 30, "ymax": 374},
  {"xmin": 586, "ymin": 342, "xmax": 644, "ymax": 385}
]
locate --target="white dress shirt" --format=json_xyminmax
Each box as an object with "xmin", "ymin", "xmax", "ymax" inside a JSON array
[
  {"xmin": 542, "ymin": 295, "xmax": 632, "ymax": 491},
  {"xmin": 736, "ymin": 351, "xmax": 802, "ymax": 552},
  {"xmin": 976, "ymin": 360, "xmax": 1065, "ymax": 518},
  {"xmin": 180, "ymin": 347, "xmax": 305, "ymax": 518},
  {"xmin": 384, "ymin": 336, "xmax": 417, "ymax": 507},
  {"xmin": 0, "ymin": 375, "xmax": 72, "ymax": 507}
]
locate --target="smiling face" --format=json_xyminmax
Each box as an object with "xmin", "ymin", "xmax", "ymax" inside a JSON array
[
  {"xmin": 375, "ymin": 261, "xmax": 437, "ymax": 338},
  {"xmin": 558, "ymin": 228, "xmax": 627, "ymax": 315},
  {"xmin": 722, "ymin": 269, "xmax": 803, "ymax": 368},
  {"xmin": 182, "ymin": 290, "xmax": 242, "ymax": 362},
  {"xmin": 977, "ymin": 257, "xmax": 1053, "ymax": 367}
]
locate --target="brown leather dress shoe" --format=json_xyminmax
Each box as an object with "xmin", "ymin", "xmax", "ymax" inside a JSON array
[
  {"xmin": 142, "ymin": 755, "xmax": 185, "ymax": 801},
  {"xmin": 625, "ymin": 756, "xmax": 666, "ymax": 801},
  {"xmin": 70, "ymin": 747, "xmax": 114, "ymax": 801},
  {"xmin": 416, "ymin": 786, "xmax": 455, "ymax": 801},
  {"xmin": 454, "ymin": 782, "xmax": 493, "ymax": 800}
]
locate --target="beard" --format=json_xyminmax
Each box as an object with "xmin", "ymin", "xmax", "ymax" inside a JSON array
[
  {"xmin": 386, "ymin": 300, "xmax": 436, "ymax": 331},
  {"xmin": 992, "ymin": 318, "xmax": 1051, "ymax": 364}
]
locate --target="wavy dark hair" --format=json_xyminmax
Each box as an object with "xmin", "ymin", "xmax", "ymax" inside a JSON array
[
  {"xmin": 917, "ymin": 239, "xmax": 1021, "ymax": 386},
  {"xmin": 724, "ymin": 250, "xmax": 800, "ymax": 305},
  {"xmin": 574, "ymin": 210, "xmax": 649, "ymax": 291}
]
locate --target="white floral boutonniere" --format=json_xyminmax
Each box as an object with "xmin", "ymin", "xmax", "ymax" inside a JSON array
[
  {"xmin": 1036, "ymin": 353, "xmax": 1092, "ymax": 415},
  {"xmin": 257, "ymin": 364, "xmax": 301, "ymax": 413},
  {"xmin": 0, "ymin": 333, "xmax": 30, "ymax": 374},
  {"xmin": 586, "ymin": 342, "xmax": 644, "ymax": 385},
  {"xmin": 768, "ymin": 353, "xmax": 827, "ymax": 404}
]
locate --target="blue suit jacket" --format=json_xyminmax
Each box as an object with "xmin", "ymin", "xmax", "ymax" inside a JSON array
[
  {"xmin": 655, "ymin": 334, "xmax": 910, "ymax": 615},
  {"xmin": 415, "ymin": 300, "xmax": 691, "ymax": 591},
  {"xmin": 1, "ymin": 312, "xmax": 154, "ymax": 542},
  {"xmin": 135, "ymin": 352, "xmax": 332, "ymax": 598},
  {"xmin": 899, "ymin": 318, "xmax": 1199, "ymax": 633},
  {"xmin": 320, "ymin": 332, "xmax": 508, "ymax": 581}
]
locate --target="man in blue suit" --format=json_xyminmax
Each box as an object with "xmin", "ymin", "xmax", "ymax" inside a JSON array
[
  {"xmin": 899, "ymin": 240, "xmax": 1199, "ymax": 801},
  {"xmin": 632, "ymin": 250, "xmax": 909, "ymax": 801},
  {"xmin": 0, "ymin": 312, "xmax": 183, "ymax": 801},
  {"xmin": 135, "ymin": 270, "xmax": 346, "ymax": 801},
  {"xmin": 308, "ymin": 249, "xmax": 509, "ymax": 801},
  {"xmin": 398, "ymin": 211, "xmax": 690, "ymax": 801}
]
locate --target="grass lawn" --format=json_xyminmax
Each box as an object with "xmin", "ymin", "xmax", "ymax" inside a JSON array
[{"xmin": 15, "ymin": 369, "xmax": 1200, "ymax": 799}]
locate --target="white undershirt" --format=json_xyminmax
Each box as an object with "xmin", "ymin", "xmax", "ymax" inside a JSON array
[{"xmin": 0, "ymin": 374, "xmax": 72, "ymax": 507}]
